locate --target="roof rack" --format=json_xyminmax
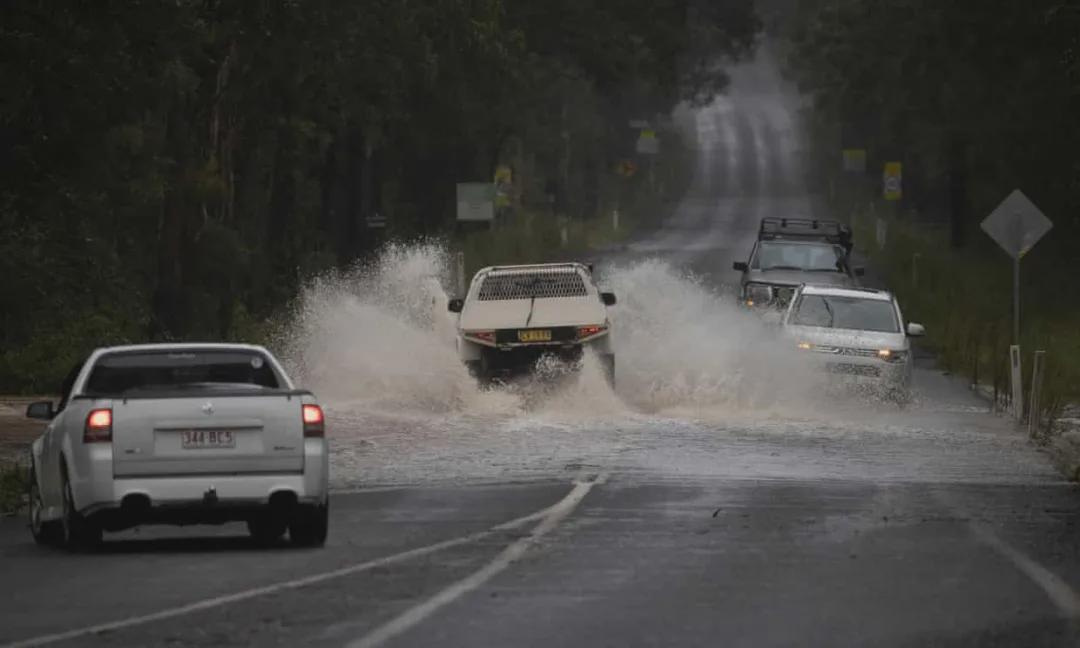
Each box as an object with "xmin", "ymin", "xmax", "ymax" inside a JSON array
[{"xmin": 758, "ymin": 218, "xmax": 853, "ymax": 249}]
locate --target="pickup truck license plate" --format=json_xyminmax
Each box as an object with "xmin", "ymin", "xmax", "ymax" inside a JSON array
[
  {"xmin": 181, "ymin": 429, "xmax": 235, "ymax": 449},
  {"xmin": 517, "ymin": 329, "xmax": 552, "ymax": 342}
]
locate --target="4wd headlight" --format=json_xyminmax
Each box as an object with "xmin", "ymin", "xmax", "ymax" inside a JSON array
[
  {"xmin": 744, "ymin": 283, "xmax": 773, "ymax": 307},
  {"xmin": 878, "ymin": 349, "xmax": 908, "ymax": 363}
]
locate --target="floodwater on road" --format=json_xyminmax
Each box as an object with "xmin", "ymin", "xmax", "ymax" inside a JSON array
[{"xmin": 275, "ymin": 243, "xmax": 1056, "ymax": 491}]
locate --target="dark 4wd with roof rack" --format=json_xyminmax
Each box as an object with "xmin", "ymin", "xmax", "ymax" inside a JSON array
[{"xmin": 732, "ymin": 218, "xmax": 864, "ymax": 310}]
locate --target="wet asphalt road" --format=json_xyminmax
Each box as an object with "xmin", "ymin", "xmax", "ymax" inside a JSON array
[{"xmin": 3, "ymin": 46, "xmax": 1080, "ymax": 648}]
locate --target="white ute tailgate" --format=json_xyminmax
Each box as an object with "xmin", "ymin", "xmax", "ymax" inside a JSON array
[{"xmin": 112, "ymin": 396, "xmax": 304, "ymax": 477}]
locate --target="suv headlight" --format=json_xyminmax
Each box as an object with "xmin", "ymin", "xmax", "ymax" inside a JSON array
[
  {"xmin": 744, "ymin": 283, "xmax": 773, "ymax": 307},
  {"xmin": 877, "ymin": 349, "xmax": 908, "ymax": 363}
]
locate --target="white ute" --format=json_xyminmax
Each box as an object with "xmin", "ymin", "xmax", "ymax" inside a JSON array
[
  {"xmin": 447, "ymin": 263, "xmax": 617, "ymax": 384},
  {"xmin": 24, "ymin": 343, "xmax": 329, "ymax": 550}
]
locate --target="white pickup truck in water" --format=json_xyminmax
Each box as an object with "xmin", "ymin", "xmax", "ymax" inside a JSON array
[
  {"xmin": 447, "ymin": 262, "xmax": 617, "ymax": 384},
  {"xmin": 24, "ymin": 344, "xmax": 329, "ymax": 550}
]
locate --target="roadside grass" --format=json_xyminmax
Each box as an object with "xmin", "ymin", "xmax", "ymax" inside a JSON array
[
  {"xmin": 457, "ymin": 207, "xmax": 643, "ymax": 278},
  {"xmin": 851, "ymin": 210, "xmax": 1080, "ymax": 427},
  {"xmin": 0, "ymin": 460, "xmax": 27, "ymax": 516}
]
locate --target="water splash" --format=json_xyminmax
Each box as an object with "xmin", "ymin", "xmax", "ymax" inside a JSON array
[
  {"xmin": 599, "ymin": 259, "xmax": 819, "ymax": 416},
  {"xmin": 277, "ymin": 242, "xmax": 824, "ymax": 421}
]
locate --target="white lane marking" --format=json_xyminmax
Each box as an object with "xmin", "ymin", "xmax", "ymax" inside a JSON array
[
  {"xmin": 972, "ymin": 524, "xmax": 1080, "ymax": 618},
  {"xmin": 347, "ymin": 475, "xmax": 602, "ymax": 648},
  {"xmin": 1, "ymin": 485, "xmax": 589, "ymax": 648}
]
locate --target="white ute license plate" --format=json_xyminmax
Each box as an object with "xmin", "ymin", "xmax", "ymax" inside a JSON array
[{"xmin": 181, "ymin": 429, "xmax": 235, "ymax": 449}]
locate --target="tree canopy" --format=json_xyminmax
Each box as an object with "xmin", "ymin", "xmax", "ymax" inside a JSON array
[
  {"xmin": 788, "ymin": 0, "xmax": 1080, "ymax": 246},
  {"xmin": 0, "ymin": 0, "xmax": 759, "ymax": 391}
]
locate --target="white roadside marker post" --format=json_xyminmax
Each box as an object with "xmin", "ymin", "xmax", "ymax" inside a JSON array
[{"xmin": 1029, "ymin": 350, "xmax": 1046, "ymax": 437}]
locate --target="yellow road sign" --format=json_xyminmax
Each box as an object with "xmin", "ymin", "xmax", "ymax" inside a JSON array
[{"xmin": 883, "ymin": 162, "xmax": 902, "ymax": 201}]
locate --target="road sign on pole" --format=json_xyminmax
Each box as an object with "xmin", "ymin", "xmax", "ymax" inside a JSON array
[
  {"xmin": 456, "ymin": 183, "xmax": 495, "ymax": 222},
  {"xmin": 1010, "ymin": 345, "xmax": 1023, "ymax": 422},
  {"xmin": 980, "ymin": 189, "xmax": 1053, "ymax": 344},
  {"xmin": 883, "ymin": 162, "xmax": 902, "ymax": 201},
  {"xmin": 636, "ymin": 129, "xmax": 660, "ymax": 155}
]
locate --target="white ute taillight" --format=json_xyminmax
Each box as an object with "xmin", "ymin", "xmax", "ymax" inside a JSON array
[
  {"xmin": 84, "ymin": 408, "xmax": 112, "ymax": 443},
  {"xmin": 302, "ymin": 404, "xmax": 325, "ymax": 438}
]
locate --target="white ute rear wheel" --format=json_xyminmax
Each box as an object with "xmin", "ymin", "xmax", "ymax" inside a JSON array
[
  {"xmin": 28, "ymin": 466, "xmax": 62, "ymax": 546},
  {"xmin": 290, "ymin": 502, "xmax": 329, "ymax": 547},
  {"xmin": 60, "ymin": 463, "xmax": 101, "ymax": 551}
]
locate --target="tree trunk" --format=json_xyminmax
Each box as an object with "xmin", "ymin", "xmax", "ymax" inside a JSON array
[
  {"xmin": 267, "ymin": 121, "xmax": 297, "ymax": 300},
  {"xmin": 150, "ymin": 103, "xmax": 192, "ymax": 339},
  {"xmin": 948, "ymin": 132, "xmax": 968, "ymax": 248}
]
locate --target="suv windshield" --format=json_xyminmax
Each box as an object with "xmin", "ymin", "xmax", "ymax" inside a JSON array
[
  {"xmin": 85, "ymin": 350, "xmax": 281, "ymax": 394},
  {"xmin": 753, "ymin": 242, "xmax": 845, "ymax": 272},
  {"xmin": 792, "ymin": 295, "xmax": 899, "ymax": 333}
]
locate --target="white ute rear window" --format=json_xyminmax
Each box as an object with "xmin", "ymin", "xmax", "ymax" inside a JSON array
[{"xmin": 477, "ymin": 270, "xmax": 589, "ymax": 301}]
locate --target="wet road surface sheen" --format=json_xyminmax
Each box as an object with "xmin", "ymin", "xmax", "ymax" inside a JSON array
[{"xmin": 2, "ymin": 46, "xmax": 1079, "ymax": 648}]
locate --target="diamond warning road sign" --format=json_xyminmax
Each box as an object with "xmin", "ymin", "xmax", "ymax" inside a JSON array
[{"xmin": 981, "ymin": 189, "xmax": 1053, "ymax": 260}]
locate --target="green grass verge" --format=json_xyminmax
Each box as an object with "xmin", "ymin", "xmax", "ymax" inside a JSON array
[
  {"xmin": 0, "ymin": 461, "xmax": 27, "ymax": 516},
  {"xmin": 851, "ymin": 209, "xmax": 1080, "ymax": 425},
  {"xmin": 456, "ymin": 207, "xmax": 643, "ymax": 277}
]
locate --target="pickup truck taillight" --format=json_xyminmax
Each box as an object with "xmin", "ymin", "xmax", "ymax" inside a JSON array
[
  {"xmin": 302, "ymin": 404, "xmax": 325, "ymax": 438},
  {"xmin": 464, "ymin": 330, "xmax": 496, "ymax": 344},
  {"xmin": 84, "ymin": 408, "xmax": 112, "ymax": 443},
  {"xmin": 577, "ymin": 324, "xmax": 607, "ymax": 339}
]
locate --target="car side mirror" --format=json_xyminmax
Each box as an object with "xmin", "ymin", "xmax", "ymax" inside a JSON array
[
  {"xmin": 447, "ymin": 298, "xmax": 464, "ymax": 313},
  {"xmin": 601, "ymin": 292, "xmax": 617, "ymax": 306},
  {"xmin": 732, "ymin": 261, "xmax": 748, "ymax": 272},
  {"xmin": 26, "ymin": 401, "xmax": 55, "ymax": 420},
  {"xmin": 906, "ymin": 322, "xmax": 926, "ymax": 337},
  {"xmin": 854, "ymin": 266, "xmax": 866, "ymax": 277}
]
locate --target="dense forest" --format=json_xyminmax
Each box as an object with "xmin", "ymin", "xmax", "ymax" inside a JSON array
[
  {"xmin": 788, "ymin": 0, "xmax": 1079, "ymax": 247},
  {"xmin": 0, "ymin": 0, "xmax": 760, "ymax": 391}
]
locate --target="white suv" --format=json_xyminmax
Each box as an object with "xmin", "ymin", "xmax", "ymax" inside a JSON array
[
  {"xmin": 25, "ymin": 344, "xmax": 329, "ymax": 550},
  {"xmin": 447, "ymin": 263, "xmax": 616, "ymax": 384},
  {"xmin": 781, "ymin": 285, "xmax": 925, "ymax": 401}
]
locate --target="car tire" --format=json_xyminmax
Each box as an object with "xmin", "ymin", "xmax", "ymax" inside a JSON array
[
  {"xmin": 885, "ymin": 386, "xmax": 912, "ymax": 408},
  {"xmin": 247, "ymin": 514, "xmax": 287, "ymax": 546},
  {"xmin": 28, "ymin": 466, "xmax": 62, "ymax": 546},
  {"xmin": 470, "ymin": 356, "xmax": 496, "ymax": 387},
  {"xmin": 60, "ymin": 463, "xmax": 101, "ymax": 552},
  {"xmin": 600, "ymin": 354, "xmax": 615, "ymax": 388},
  {"xmin": 289, "ymin": 502, "xmax": 329, "ymax": 548}
]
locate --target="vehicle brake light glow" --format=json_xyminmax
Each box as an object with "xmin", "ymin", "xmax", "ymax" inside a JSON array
[
  {"xmin": 302, "ymin": 404, "xmax": 325, "ymax": 438},
  {"xmin": 84, "ymin": 408, "xmax": 112, "ymax": 443},
  {"xmin": 465, "ymin": 330, "xmax": 496, "ymax": 344},
  {"xmin": 577, "ymin": 325, "xmax": 607, "ymax": 339}
]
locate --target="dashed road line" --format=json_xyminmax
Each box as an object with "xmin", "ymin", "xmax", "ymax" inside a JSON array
[
  {"xmin": 347, "ymin": 474, "xmax": 604, "ymax": 648},
  {"xmin": 971, "ymin": 523, "xmax": 1080, "ymax": 618},
  {"xmin": 1, "ymin": 480, "xmax": 598, "ymax": 648}
]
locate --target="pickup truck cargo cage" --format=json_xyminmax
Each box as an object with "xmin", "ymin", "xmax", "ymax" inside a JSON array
[{"xmin": 758, "ymin": 218, "xmax": 853, "ymax": 251}]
